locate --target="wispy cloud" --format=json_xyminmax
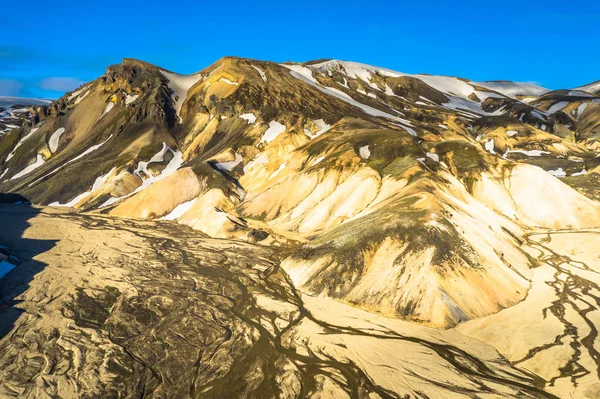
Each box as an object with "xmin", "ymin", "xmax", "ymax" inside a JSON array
[
  {"xmin": 39, "ymin": 77, "xmax": 84, "ymax": 92},
  {"xmin": 0, "ymin": 79, "xmax": 23, "ymax": 96}
]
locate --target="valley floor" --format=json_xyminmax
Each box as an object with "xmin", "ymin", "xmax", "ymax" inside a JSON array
[{"xmin": 0, "ymin": 205, "xmax": 598, "ymax": 398}]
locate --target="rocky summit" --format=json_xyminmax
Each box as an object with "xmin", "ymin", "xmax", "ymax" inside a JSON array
[{"xmin": 1, "ymin": 57, "xmax": 600, "ymax": 398}]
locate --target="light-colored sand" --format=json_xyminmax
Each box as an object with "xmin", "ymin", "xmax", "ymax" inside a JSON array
[{"xmin": 457, "ymin": 229, "xmax": 600, "ymax": 399}]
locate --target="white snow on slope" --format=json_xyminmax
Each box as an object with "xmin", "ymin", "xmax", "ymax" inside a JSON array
[
  {"xmin": 547, "ymin": 168, "xmax": 566, "ymax": 177},
  {"xmin": 0, "ymin": 107, "xmax": 29, "ymax": 119},
  {"xmin": 577, "ymin": 103, "xmax": 589, "ymax": 120},
  {"xmin": 426, "ymin": 152, "xmax": 439, "ymax": 162},
  {"xmin": 214, "ymin": 153, "xmax": 243, "ymax": 171},
  {"xmin": 68, "ymin": 86, "xmax": 92, "ymax": 104},
  {"xmin": 304, "ymin": 119, "xmax": 331, "ymax": 138},
  {"xmin": 10, "ymin": 154, "xmax": 45, "ymax": 180},
  {"xmin": 484, "ymin": 139, "xmax": 495, "ymax": 154},
  {"xmin": 49, "ymin": 192, "xmax": 90, "ymax": 207},
  {"xmin": 303, "ymin": 61, "xmax": 505, "ymax": 117},
  {"xmin": 219, "ymin": 77, "xmax": 238, "ymax": 85},
  {"xmin": 100, "ymin": 143, "xmax": 184, "ymax": 208},
  {"xmin": 160, "ymin": 70, "xmax": 204, "ymax": 122},
  {"xmin": 160, "ymin": 198, "xmax": 198, "ymax": 220},
  {"xmin": 268, "ymin": 162, "xmax": 288, "ymax": 180},
  {"xmin": 508, "ymin": 149, "xmax": 550, "ymax": 157},
  {"xmin": 0, "ymin": 261, "xmax": 16, "ymax": 279},
  {"xmin": 575, "ymin": 80, "xmax": 600, "ymax": 93},
  {"xmin": 28, "ymin": 135, "xmax": 113, "ymax": 187},
  {"xmin": 6, "ymin": 127, "xmax": 39, "ymax": 161},
  {"xmin": 311, "ymin": 156, "xmax": 326, "ymax": 166},
  {"xmin": 309, "ymin": 60, "xmax": 496, "ymax": 102},
  {"xmin": 252, "ymin": 65, "xmax": 267, "ymax": 82},
  {"xmin": 260, "ymin": 121, "xmax": 286, "ymax": 145},
  {"xmin": 545, "ymin": 101, "xmax": 568, "ymax": 115},
  {"xmin": 283, "ymin": 64, "xmax": 415, "ymax": 131},
  {"xmin": 74, "ymin": 90, "xmax": 90, "ymax": 104},
  {"xmin": 0, "ymin": 168, "xmax": 8, "ymax": 180},
  {"xmin": 239, "ymin": 113, "xmax": 257, "ymax": 124},
  {"xmin": 359, "ymin": 145, "xmax": 371, "ymax": 159},
  {"xmin": 507, "ymin": 130, "xmax": 519, "ymax": 137},
  {"xmin": 101, "ymin": 102, "xmax": 114, "ymax": 118},
  {"xmin": 568, "ymin": 90, "xmax": 594, "ymax": 98},
  {"xmin": 50, "ymin": 167, "xmax": 116, "ymax": 207},
  {"xmin": 125, "ymin": 94, "xmax": 139, "ymax": 105},
  {"xmin": 68, "ymin": 87, "xmax": 88, "ymax": 101},
  {"xmin": 474, "ymin": 81, "xmax": 549, "ymax": 99},
  {"xmin": 134, "ymin": 143, "xmax": 170, "ymax": 177},
  {"xmin": 49, "ymin": 127, "xmax": 65, "ymax": 153},
  {"xmin": 68, "ymin": 135, "xmax": 113, "ymax": 164}
]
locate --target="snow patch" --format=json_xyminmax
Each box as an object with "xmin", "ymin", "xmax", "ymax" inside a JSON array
[
  {"xmin": 547, "ymin": 168, "xmax": 566, "ymax": 177},
  {"xmin": 6, "ymin": 127, "xmax": 40, "ymax": 161},
  {"xmin": 283, "ymin": 64, "xmax": 414, "ymax": 130},
  {"xmin": 219, "ymin": 77, "xmax": 238, "ymax": 85},
  {"xmin": 49, "ymin": 127, "xmax": 65, "ymax": 153},
  {"xmin": 100, "ymin": 144, "xmax": 184, "ymax": 208},
  {"xmin": 545, "ymin": 101, "xmax": 568, "ymax": 115},
  {"xmin": 28, "ymin": 135, "xmax": 113, "ymax": 187},
  {"xmin": 507, "ymin": 130, "xmax": 518, "ymax": 137},
  {"xmin": 252, "ymin": 65, "xmax": 267, "ymax": 82},
  {"xmin": 10, "ymin": 154, "xmax": 45, "ymax": 180},
  {"xmin": 125, "ymin": 94, "xmax": 139, "ymax": 105},
  {"xmin": 101, "ymin": 102, "xmax": 115, "ymax": 118},
  {"xmin": 160, "ymin": 70, "xmax": 204, "ymax": 123},
  {"xmin": 50, "ymin": 167, "xmax": 115, "ymax": 207},
  {"xmin": 577, "ymin": 103, "xmax": 589, "ymax": 120},
  {"xmin": 268, "ymin": 162, "xmax": 288, "ymax": 180},
  {"xmin": 161, "ymin": 198, "xmax": 198, "ymax": 220},
  {"xmin": 474, "ymin": 81, "xmax": 549, "ymax": 99},
  {"xmin": 239, "ymin": 113, "xmax": 257, "ymax": 124},
  {"xmin": 259, "ymin": 121, "xmax": 286, "ymax": 145},
  {"xmin": 74, "ymin": 90, "xmax": 90, "ymax": 105},
  {"xmin": 359, "ymin": 145, "xmax": 370, "ymax": 159},
  {"xmin": 311, "ymin": 156, "xmax": 326, "ymax": 166},
  {"xmin": 508, "ymin": 149, "xmax": 550, "ymax": 157},
  {"xmin": 568, "ymin": 90, "xmax": 594, "ymax": 98},
  {"xmin": 484, "ymin": 139, "xmax": 495, "ymax": 154},
  {"xmin": 68, "ymin": 135, "xmax": 113, "ymax": 164},
  {"xmin": 426, "ymin": 152, "xmax": 439, "ymax": 162},
  {"xmin": 67, "ymin": 87, "xmax": 88, "ymax": 101}
]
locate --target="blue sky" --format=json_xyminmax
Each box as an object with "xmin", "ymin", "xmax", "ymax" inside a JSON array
[{"xmin": 1, "ymin": 0, "xmax": 599, "ymax": 99}]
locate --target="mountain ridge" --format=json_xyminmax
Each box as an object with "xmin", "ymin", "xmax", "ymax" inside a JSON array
[
  {"xmin": 0, "ymin": 55, "xmax": 599, "ymax": 327},
  {"xmin": 2, "ymin": 55, "xmax": 600, "ymax": 398}
]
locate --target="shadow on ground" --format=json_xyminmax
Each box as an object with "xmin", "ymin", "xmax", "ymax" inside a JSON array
[{"xmin": 0, "ymin": 194, "xmax": 57, "ymax": 339}]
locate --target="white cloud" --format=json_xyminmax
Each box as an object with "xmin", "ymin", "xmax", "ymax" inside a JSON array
[{"xmin": 39, "ymin": 77, "xmax": 84, "ymax": 92}]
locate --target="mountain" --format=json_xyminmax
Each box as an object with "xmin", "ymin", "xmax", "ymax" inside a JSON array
[
  {"xmin": 0, "ymin": 97, "xmax": 51, "ymax": 135},
  {"xmin": 1, "ymin": 57, "xmax": 600, "ymax": 398}
]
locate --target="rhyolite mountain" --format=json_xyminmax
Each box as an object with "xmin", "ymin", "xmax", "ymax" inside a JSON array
[
  {"xmin": 1, "ymin": 57, "xmax": 600, "ymax": 327},
  {"xmin": 2, "ymin": 56, "xmax": 600, "ymax": 398}
]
